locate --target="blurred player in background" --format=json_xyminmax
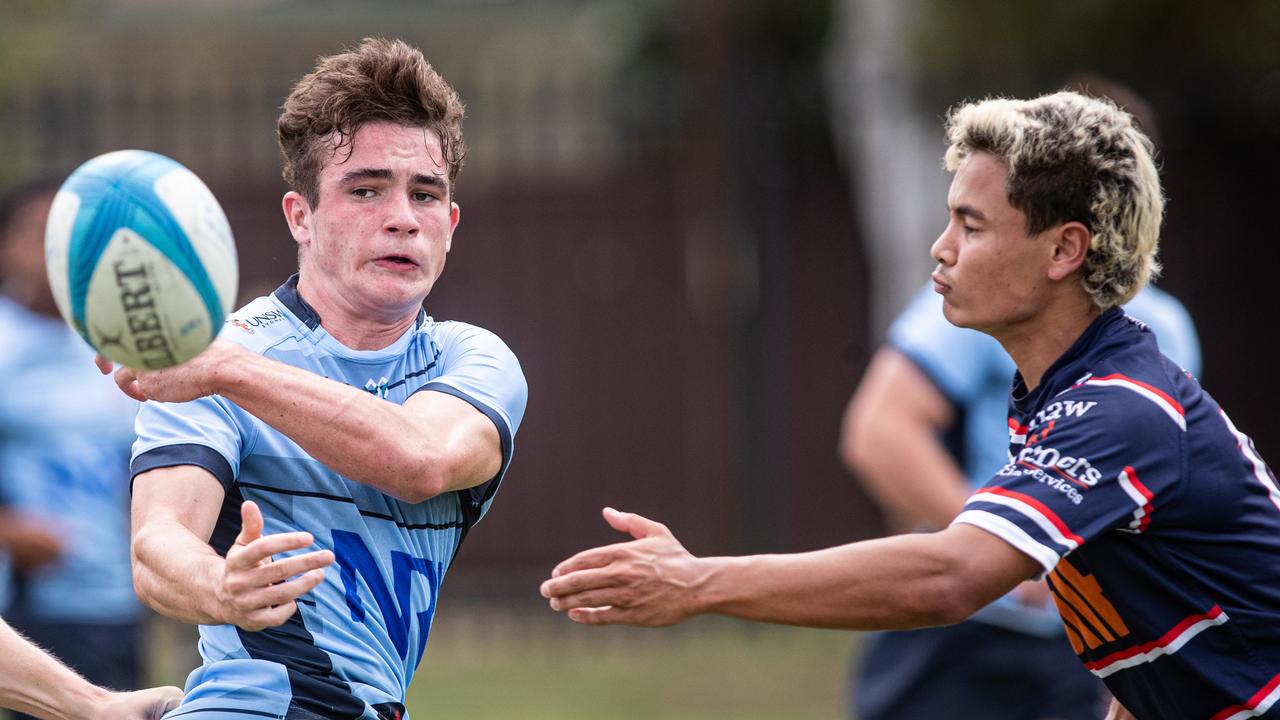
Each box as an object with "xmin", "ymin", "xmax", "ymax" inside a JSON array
[
  {"xmin": 105, "ymin": 37, "xmax": 527, "ymax": 719},
  {"xmin": 0, "ymin": 616, "xmax": 179, "ymax": 719},
  {"xmin": 0, "ymin": 177, "xmax": 145, "ymax": 716},
  {"xmin": 542, "ymin": 91, "xmax": 1280, "ymax": 720},
  {"xmin": 836, "ymin": 80, "xmax": 1201, "ymax": 720}
]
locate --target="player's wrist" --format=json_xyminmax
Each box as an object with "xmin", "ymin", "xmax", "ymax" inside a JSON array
[
  {"xmin": 687, "ymin": 555, "xmax": 733, "ymax": 618},
  {"xmin": 58, "ymin": 680, "xmax": 111, "ymax": 720},
  {"xmin": 203, "ymin": 341, "xmax": 247, "ymax": 396}
]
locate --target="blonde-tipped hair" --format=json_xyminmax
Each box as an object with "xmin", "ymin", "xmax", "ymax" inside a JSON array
[{"xmin": 943, "ymin": 91, "xmax": 1163, "ymax": 309}]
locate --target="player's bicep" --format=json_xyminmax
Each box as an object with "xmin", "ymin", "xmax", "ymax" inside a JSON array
[
  {"xmin": 131, "ymin": 464, "xmax": 226, "ymax": 543},
  {"xmin": 940, "ymin": 523, "xmax": 1045, "ymax": 611},
  {"xmin": 404, "ymin": 389, "xmax": 502, "ymax": 492}
]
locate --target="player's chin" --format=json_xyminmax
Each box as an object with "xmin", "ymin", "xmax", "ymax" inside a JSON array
[
  {"xmin": 939, "ymin": 298, "xmax": 969, "ymax": 329},
  {"xmin": 366, "ymin": 271, "xmax": 433, "ymax": 304}
]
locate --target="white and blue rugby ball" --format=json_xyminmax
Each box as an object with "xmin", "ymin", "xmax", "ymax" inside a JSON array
[{"xmin": 44, "ymin": 150, "xmax": 238, "ymax": 369}]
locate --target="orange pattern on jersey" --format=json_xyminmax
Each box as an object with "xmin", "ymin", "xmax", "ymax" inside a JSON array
[{"xmin": 1049, "ymin": 558, "xmax": 1131, "ymax": 653}]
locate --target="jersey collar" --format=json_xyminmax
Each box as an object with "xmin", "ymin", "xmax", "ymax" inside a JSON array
[{"xmin": 271, "ymin": 273, "xmax": 427, "ymax": 332}]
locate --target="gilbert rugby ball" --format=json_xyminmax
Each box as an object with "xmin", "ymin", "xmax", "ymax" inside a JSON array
[{"xmin": 44, "ymin": 150, "xmax": 238, "ymax": 369}]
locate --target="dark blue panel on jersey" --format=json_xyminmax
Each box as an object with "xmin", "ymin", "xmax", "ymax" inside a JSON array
[
  {"xmin": 235, "ymin": 613, "xmax": 365, "ymax": 720},
  {"xmin": 131, "ymin": 443, "xmax": 234, "ymax": 492}
]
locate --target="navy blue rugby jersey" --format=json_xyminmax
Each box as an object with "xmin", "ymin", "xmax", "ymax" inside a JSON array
[
  {"xmin": 131, "ymin": 276, "xmax": 527, "ymax": 720},
  {"xmin": 952, "ymin": 308, "xmax": 1280, "ymax": 719}
]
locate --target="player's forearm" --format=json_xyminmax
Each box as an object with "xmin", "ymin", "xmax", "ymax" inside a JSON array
[
  {"xmin": 0, "ymin": 618, "xmax": 110, "ymax": 720},
  {"xmin": 695, "ymin": 533, "xmax": 989, "ymax": 630},
  {"xmin": 131, "ymin": 519, "xmax": 230, "ymax": 625},
  {"xmin": 210, "ymin": 348, "xmax": 450, "ymax": 502}
]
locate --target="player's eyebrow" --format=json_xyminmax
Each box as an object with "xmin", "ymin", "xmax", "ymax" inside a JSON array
[
  {"xmin": 411, "ymin": 174, "xmax": 448, "ymax": 190},
  {"xmin": 340, "ymin": 168, "xmax": 392, "ymax": 184},
  {"xmin": 339, "ymin": 168, "xmax": 448, "ymax": 192},
  {"xmin": 952, "ymin": 204, "xmax": 987, "ymax": 222}
]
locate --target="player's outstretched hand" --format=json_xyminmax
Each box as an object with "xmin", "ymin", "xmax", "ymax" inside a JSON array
[
  {"xmin": 540, "ymin": 507, "xmax": 707, "ymax": 627},
  {"xmin": 218, "ymin": 500, "xmax": 334, "ymax": 632},
  {"xmin": 96, "ymin": 339, "xmax": 241, "ymax": 403},
  {"xmin": 90, "ymin": 686, "xmax": 184, "ymax": 720}
]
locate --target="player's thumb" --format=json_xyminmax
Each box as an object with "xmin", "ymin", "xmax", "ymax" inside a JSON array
[
  {"xmin": 602, "ymin": 506, "xmax": 669, "ymax": 540},
  {"xmin": 235, "ymin": 500, "xmax": 265, "ymax": 547}
]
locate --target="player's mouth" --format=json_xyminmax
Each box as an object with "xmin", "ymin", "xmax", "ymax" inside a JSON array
[
  {"xmin": 931, "ymin": 271, "xmax": 951, "ymax": 295},
  {"xmin": 374, "ymin": 254, "xmax": 419, "ymax": 270}
]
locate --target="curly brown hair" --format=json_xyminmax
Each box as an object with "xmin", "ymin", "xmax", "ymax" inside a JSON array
[{"xmin": 277, "ymin": 37, "xmax": 467, "ymax": 206}]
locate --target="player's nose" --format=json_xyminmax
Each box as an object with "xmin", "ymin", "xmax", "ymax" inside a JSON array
[
  {"xmin": 931, "ymin": 223, "xmax": 956, "ymax": 266},
  {"xmin": 383, "ymin": 192, "xmax": 420, "ymax": 236}
]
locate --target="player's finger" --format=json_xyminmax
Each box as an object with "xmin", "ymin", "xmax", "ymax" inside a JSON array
[
  {"xmin": 93, "ymin": 354, "xmax": 113, "ymax": 375},
  {"xmin": 141, "ymin": 686, "xmax": 184, "ymax": 717},
  {"xmin": 249, "ymin": 549, "xmax": 334, "ymax": 585},
  {"xmin": 548, "ymin": 585, "xmax": 630, "ymax": 612},
  {"xmin": 229, "ymin": 531, "xmax": 318, "ymax": 568},
  {"xmin": 602, "ymin": 507, "xmax": 671, "ymax": 540},
  {"xmin": 239, "ymin": 568, "xmax": 326, "ymax": 615},
  {"xmin": 235, "ymin": 500, "xmax": 266, "ymax": 547},
  {"xmin": 548, "ymin": 542, "xmax": 637, "ymax": 579},
  {"xmin": 241, "ymin": 600, "xmax": 300, "ymax": 631},
  {"xmin": 567, "ymin": 605, "xmax": 626, "ymax": 626},
  {"xmin": 541, "ymin": 565, "xmax": 626, "ymax": 600},
  {"xmin": 113, "ymin": 367, "xmax": 148, "ymax": 402}
]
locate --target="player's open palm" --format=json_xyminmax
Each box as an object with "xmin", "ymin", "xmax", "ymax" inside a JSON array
[
  {"xmin": 542, "ymin": 507, "xmax": 708, "ymax": 627},
  {"xmin": 219, "ymin": 500, "xmax": 333, "ymax": 631},
  {"xmin": 90, "ymin": 686, "xmax": 184, "ymax": 720}
]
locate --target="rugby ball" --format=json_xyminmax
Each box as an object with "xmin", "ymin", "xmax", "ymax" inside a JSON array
[{"xmin": 44, "ymin": 150, "xmax": 238, "ymax": 369}]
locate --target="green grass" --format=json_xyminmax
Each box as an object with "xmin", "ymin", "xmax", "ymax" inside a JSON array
[
  {"xmin": 409, "ymin": 605, "xmax": 859, "ymax": 720},
  {"xmin": 144, "ymin": 602, "xmax": 862, "ymax": 719}
]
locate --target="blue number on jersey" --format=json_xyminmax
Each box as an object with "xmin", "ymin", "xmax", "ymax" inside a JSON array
[{"xmin": 332, "ymin": 530, "xmax": 442, "ymax": 664}]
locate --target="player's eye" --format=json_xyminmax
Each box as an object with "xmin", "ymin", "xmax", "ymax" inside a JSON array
[
  {"xmin": 352, "ymin": 187, "xmax": 377, "ymax": 199},
  {"xmin": 411, "ymin": 191, "xmax": 434, "ymax": 202}
]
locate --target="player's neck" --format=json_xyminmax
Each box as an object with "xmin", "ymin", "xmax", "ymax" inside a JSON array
[
  {"xmin": 295, "ymin": 273, "xmax": 419, "ymax": 351},
  {"xmin": 997, "ymin": 295, "xmax": 1101, "ymax": 393}
]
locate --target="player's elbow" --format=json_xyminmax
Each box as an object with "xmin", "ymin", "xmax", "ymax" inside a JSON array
[
  {"xmin": 396, "ymin": 447, "xmax": 467, "ymax": 503},
  {"xmin": 840, "ymin": 407, "xmax": 900, "ymax": 486},
  {"xmin": 839, "ymin": 422, "xmax": 874, "ymax": 476},
  {"xmin": 130, "ymin": 561, "xmax": 154, "ymax": 608},
  {"xmin": 396, "ymin": 463, "xmax": 448, "ymax": 504},
  {"xmin": 129, "ymin": 540, "xmax": 167, "ymax": 615},
  {"xmin": 839, "ymin": 388, "xmax": 896, "ymax": 476}
]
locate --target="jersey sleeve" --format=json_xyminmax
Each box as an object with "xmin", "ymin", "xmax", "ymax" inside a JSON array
[
  {"xmin": 412, "ymin": 323, "xmax": 528, "ymax": 523},
  {"xmin": 887, "ymin": 285, "xmax": 1008, "ymax": 406},
  {"xmin": 130, "ymin": 395, "xmax": 249, "ymax": 491},
  {"xmin": 951, "ymin": 380, "xmax": 1186, "ymax": 576}
]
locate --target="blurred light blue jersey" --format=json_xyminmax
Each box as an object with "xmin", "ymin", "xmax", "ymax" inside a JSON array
[
  {"xmin": 0, "ymin": 295, "xmax": 141, "ymax": 622},
  {"xmin": 131, "ymin": 276, "xmax": 527, "ymax": 720},
  {"xmin": 886, "ymin": 283, "xmax": 1200, "ymax": 635}
]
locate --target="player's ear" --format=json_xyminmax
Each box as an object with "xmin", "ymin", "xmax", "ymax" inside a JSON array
[
  {"xmin": 445, "ymin": 201, "xmax": 460, "ymax": 253},
  {"xmin": 1046, "ymin": 221, "xmax": 1091, "ymax": 281},
  {"xmin": 282, "ymin": 191, "xmax": 313, "ymax": 247}
]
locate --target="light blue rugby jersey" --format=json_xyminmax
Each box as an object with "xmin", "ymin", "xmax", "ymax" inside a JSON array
[
  {"xmin": 132, "ymin": 276, "xmax": 527, "ymax": 720},
  {"xmin": 0, "ymin": 295, "xmax": 139, "ymax": 622},
  {"xmin": 886, "ymin": 282, "xmax": 1200, "ymax": 636}
]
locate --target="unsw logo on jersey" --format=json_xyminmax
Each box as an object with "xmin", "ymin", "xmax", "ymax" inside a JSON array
[
  {"xmin": 1029, "ymin": 398, "xmax": 1097, "ymax": 431},
  {"xmin": 227, "ymin": 310, "xmax": 285, "ymax": 335}
]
